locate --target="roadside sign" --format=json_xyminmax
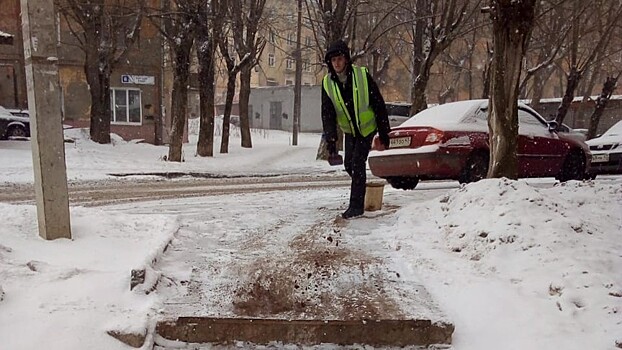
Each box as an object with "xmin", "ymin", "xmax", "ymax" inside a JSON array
[{"xmin": 121, "ymin": 74, "xmax": 155, "ymax": 85}]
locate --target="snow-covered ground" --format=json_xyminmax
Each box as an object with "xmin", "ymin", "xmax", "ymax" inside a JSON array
[{"xmin": 0, "ymin": 126, "xmax": 621, "ymax": 349}]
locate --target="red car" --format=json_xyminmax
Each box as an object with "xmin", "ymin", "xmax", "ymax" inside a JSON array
[{"xmin": 369, "ymin": 100, "xmax": 591, "ymax": 190}]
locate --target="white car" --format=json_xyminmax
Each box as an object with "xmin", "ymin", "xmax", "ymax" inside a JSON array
[{"xmin": 586, "ymin": 120, "xmax": 622, "ymax": 175}]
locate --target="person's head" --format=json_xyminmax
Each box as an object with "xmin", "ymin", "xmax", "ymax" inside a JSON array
[{"xmin": 324, "ymin": 40, "xmax": 351, "ymax": 75}]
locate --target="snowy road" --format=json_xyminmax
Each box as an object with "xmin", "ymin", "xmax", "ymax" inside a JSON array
[{"xmin": 0, "ymin": 173, "xmax": 353, "ymax": 206}]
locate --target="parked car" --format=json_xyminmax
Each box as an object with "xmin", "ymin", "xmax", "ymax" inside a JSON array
[
  {"xmin": 385, "ymin": 102, "xmax": 412, "ymax": 128},
  {"xmin": 0, "ymin": 105, "xmax": 30, "ymax": 140},
  {"xmin": 557, "ymin": 123, "xmax": 588, "ymax": 143},
  {"xmin": 586, "ymin": 120, "xmax": 622, "ymax": 175},
  {"xmin": 368, "ymin": 99, "xmax": 591, "ymax": 190}
]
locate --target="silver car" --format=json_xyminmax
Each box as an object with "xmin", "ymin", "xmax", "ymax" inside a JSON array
[{"xmin": 586, "ymin": 120, "xmax": 622, "ymax": 175}]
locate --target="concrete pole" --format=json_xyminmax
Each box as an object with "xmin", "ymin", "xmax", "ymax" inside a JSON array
[{"xmin": 20, "ymin": 0, "xmax": 71, "ymax": 240}]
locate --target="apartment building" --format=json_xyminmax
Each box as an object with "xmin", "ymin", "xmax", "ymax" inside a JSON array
[{"xmin": 0, "ymin": 0, "xmax": 166, "ymax": 144}]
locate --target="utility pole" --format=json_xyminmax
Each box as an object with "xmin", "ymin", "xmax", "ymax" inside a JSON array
[
  {"xmin": 292, "ymin": 0, "xmax": 303, "ymax": 146},
  {"xmin": 21, "ymin": 0, "xmax": 72, "ymax": 240}
]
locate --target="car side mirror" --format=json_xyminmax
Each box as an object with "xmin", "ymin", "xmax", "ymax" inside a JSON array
[{"xmin": 547, "ymin": 120, "xmax": 559, "ymax": 132}]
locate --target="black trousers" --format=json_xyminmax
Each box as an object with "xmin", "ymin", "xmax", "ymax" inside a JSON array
[{"xmin": 344, "ymin": 133, "xmax": 374, "ymax": 210}]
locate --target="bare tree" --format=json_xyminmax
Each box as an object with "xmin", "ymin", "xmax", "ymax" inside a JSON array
[
  {"xmin": 230, "ymin": 0, "xmax": 267, "ymax": 149},
  {"xmin": 215, "ymin": 0, "xmax": 254, "ymax": 154},
  {"xmin": 306, "ymin": 0, "xmax": 356, "ymax": 48},
  {"xmin": 486, "ymin": 0, "xmax": 537, "ymax": 180},
  {"xmin": 348, "ymin": 2, "xmax": 413, "ymax": 89},
  {"xmin": 57, "ymin": 0, "xmax": 143, "ymax": 144},
  {"xmin": 518, "ymin": 1, "xmax": 570, "ymax": 100},
  {"xmin": 404, "ymin": 0, "xmax": 482, "ymax": 115},
  {"xmin": 554, "ymin": 0, "xmax": 622, "ymax": 126},
  {"xmin": 587, "ymin": 74, "xmax": 620, "ymax": 139},
  {"xmin": 214, "ymin": 1, "xmax": 236, "ymax": 154},
  {"xmin": 149, "ymin": 1, "xmax": 196, "ymax": 162}
]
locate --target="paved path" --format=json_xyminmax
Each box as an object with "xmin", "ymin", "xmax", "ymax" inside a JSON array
[{"xmin": 104, "ymin": 183, "xmax": 457, "ymax": 348}]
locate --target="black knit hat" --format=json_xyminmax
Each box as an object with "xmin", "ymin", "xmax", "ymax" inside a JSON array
[{"xmin": 324, "ymin": 40, "xmax": 351, "ymax": 66}]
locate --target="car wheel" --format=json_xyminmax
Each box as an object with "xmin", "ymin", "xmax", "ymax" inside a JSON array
[
  {"xmin": 556, "ymin": 151, "xmax": 586, "ymax": 182},
  {"xmin": 387, "ymin": 176, "xmax": 419, "ymax": 190},
  {"xmin": 7, "ymin": 125, "xmax": 28, "ymax": 139},
  {"xmin": 458, "ymin": 151, "xmax": 489, "ymax": 184}
]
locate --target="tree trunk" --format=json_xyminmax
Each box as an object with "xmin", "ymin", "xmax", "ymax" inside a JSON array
[
  {"xmin": 481, "ymin": 44, "xmax": 493, "ymax": 99},
  {"xmin": 488, "ymin": 0, "xmax": 537, "ymax": 180},
  {"xmin": 239, "ymin": 65, "xmax": 253, "ymax": 148},
  {"xmin": 410, "ymin": 62, "xmax": 431, "ymax": 115},
  {"xmin": 574, "ymin": 66, "xmax": 601, "ymax": 128},
  {"xmin": 554, "ymin": 67, "xmax": 581, "ymax": 127},
  {"xmin": 529, "ymin": 64, "xmax": 555, "ymax": 113},
  {"xmin": 85, "ymin": 48, "xmax": 112, "ymax": 144},
  {"xmin": 196, "ymin": 36, "xmax": 216, "ymax": 157},
  {"xmin": 409, "ymin": 0, "xmax": 428, "ymax": 116},
  {"xmin": 293, "ymin": 0, "xmax": 303, "ymax": 146},
  {"xmin": 220, "ymin": 72, "xmax": 237, "ymax": 154},
  {"xmin": 167, "ymin": 41, "xmax": 193, "ymax": 162},
  {"xmin": 587, "ymin": 76, "xmax": 618, "ymax": 139}
]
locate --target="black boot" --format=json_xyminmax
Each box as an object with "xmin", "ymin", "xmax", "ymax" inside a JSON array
[{"xmin": 342, "ymin": 207, "xmax": 364, "ymax": 219}]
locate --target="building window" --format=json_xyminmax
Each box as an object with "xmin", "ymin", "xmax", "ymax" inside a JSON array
[
  {"xmin": 269, "ymin": 30, "xmax": 276, "ymax": 44},
  {"xmin": 287, "ymin": 33, "xmax": 295, "ymax": 47},
  {"xmin": 268, "ymin": 53, "xmax": 275, "ymax": 67},
  {"xmin": 304, "ymin": 59, "xmax": 311, "ymax": 72},
  {"xmin": 305, "ymin": 36, "xmax": 312, "ymax": 48},
  {"xmin": 285, "ymin": 79, "xmax": 293, "ymax": 85},
  {"xmin": 111, "ymin": 88, "xmax": 142, "ymax": 124},
  {"xmin": 286, "ymin": 58, "xmax": 294, "ymax": 70}
]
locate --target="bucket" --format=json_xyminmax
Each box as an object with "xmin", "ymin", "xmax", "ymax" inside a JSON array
[{"xmin": 364, "ymin": 181, "xmax": 385, "ymax": 211}]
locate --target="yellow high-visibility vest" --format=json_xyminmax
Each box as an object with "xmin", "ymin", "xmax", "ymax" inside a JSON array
[{"xmin": 323, "ymin": 65, "xmax": 376, "ymax": 136}]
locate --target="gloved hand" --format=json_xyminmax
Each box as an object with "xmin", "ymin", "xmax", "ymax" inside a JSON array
[
  {"xmin": 379, "ymin": 132, "xmax": 390, "ymax": 149},
  {"xmin": 326, "ymin": 141, "xmax": 337, "ymax": 155}
]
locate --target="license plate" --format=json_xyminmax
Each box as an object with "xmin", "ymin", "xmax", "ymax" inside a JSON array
[
  {"xmin": 592, "ymin": 153, "xmax": 609, "ymax": 163},
  {"xmin": 389, "ymin": 136, "xmax": 411, "ymax": 148}
]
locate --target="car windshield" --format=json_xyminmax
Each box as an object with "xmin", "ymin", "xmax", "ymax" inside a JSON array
[{"xmin": 603, "ymin": 120, "xmax": 622, "ymax": 136}]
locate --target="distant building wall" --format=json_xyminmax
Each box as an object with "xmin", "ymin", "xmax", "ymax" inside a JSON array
[
  {"xmin": 249, "ymin": 85, "xmax": 322, "ymax": 133},
  {"xmin": 532, "ymin": 95, "xmax": 622, "ymax": 135}
]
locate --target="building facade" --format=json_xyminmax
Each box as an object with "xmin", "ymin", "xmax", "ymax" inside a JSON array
[{"xmin": 0, "ymin": 0, "xmax": 166, "ymax": 144}]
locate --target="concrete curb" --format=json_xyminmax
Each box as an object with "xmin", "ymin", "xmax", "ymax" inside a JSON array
[{"xmin": 156, "ymin": 317, "xmax": 454, "ymax": 347}]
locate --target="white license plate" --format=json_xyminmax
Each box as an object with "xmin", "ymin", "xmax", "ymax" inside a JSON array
[
  {"xmin": 389, "ymin": 136, "xmax": 411, "ymax": 148},
  {"xmin": 592, "ymin": 153, "xmax": 609, "ymax": 163}
]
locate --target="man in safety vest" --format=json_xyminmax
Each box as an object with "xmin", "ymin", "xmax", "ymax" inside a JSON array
[{"xmin": 321, "ymin": 39, "xmax": 391, "ymax": 219}]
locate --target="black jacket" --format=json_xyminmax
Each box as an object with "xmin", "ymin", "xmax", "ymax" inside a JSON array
[{"xmin": 321, "ymin": 65, "xmax": 391, "ymax": 143}]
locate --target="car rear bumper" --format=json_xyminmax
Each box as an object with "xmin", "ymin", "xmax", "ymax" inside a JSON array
[{"xmin": 368, "ymin": 149, "xmax": 467, "ymax": 179}]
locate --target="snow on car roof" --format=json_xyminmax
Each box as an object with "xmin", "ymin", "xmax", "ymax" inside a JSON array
[{"xmin": 399, "ymin": 99, "xmax": 486, "ymax": 127}]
